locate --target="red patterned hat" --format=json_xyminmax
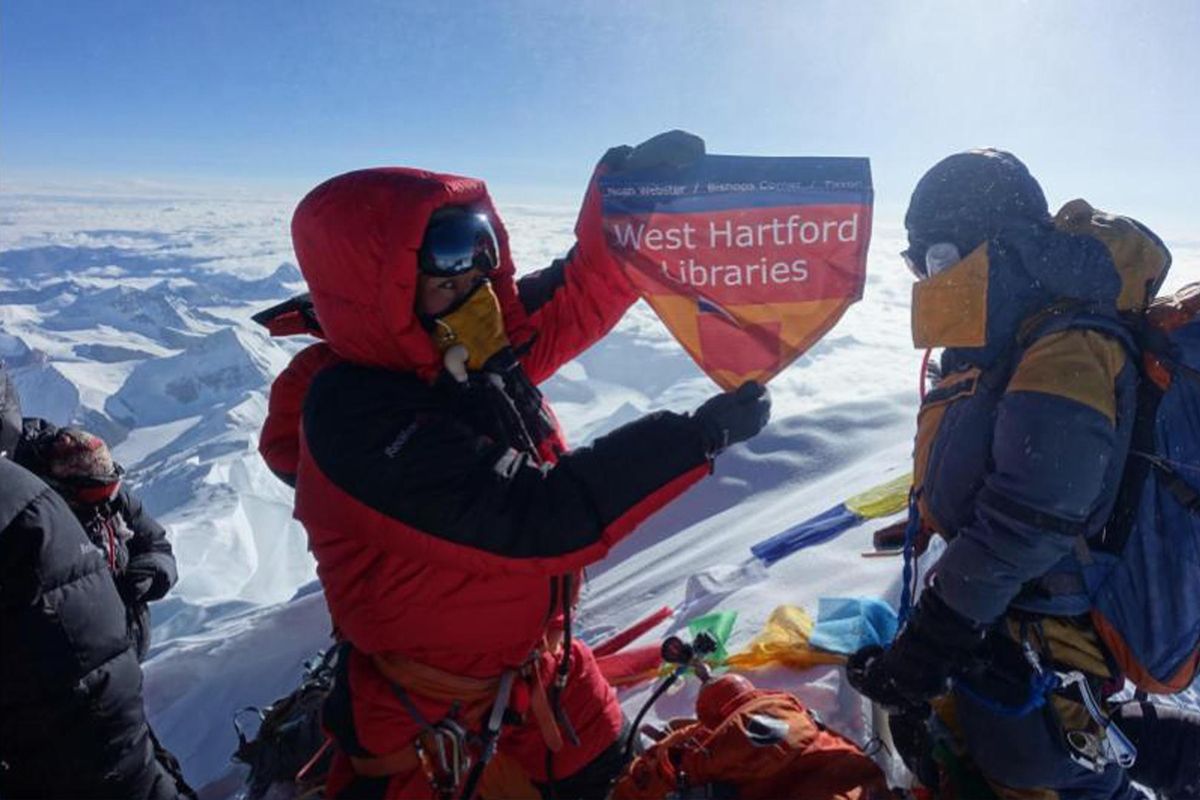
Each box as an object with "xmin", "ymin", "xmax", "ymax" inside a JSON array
[{"xmin": 44, "ymin": 427, "xmax": 123, "ymax": 504}]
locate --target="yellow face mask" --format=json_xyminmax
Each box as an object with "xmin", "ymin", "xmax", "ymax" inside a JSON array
[
  {"xmin": 428, "ymin": 280, "xmax": 511, "ymax": 375},
  {"xmin": 911, "ymin": 243, "xmax": 990, "ymax": 349}
]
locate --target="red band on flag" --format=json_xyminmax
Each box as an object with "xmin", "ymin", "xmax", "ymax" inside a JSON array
[{"xmin": 602, "ymin": 156, "xmax": 872, "ymax": 389}]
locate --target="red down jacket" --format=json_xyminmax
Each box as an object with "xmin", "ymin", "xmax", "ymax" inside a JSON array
[{"xmin": 261, "ymin": 165, "xmax": 716, "ymax": 794}]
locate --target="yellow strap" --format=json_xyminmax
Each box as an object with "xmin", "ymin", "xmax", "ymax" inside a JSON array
[{"xmin": 844, "ymin": 472, "xmax": 913, "ymax": 519}]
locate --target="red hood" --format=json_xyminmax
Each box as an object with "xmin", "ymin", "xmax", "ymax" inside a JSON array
[{"xmin": 291, "ymin": 167, "xmax": 533, "ymax": 375}]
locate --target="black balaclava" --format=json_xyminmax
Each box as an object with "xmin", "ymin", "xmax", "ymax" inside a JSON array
[{"xmin": 904, "ymin": 148, "xmax": 1052, "ymax": 273}]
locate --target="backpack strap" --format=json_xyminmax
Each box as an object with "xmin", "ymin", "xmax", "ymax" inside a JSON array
[
  {"xmin": 976, "ymin": 485, "xmax": 1090, "ymax": 539},
  {"xmin": 1016, "ymin": 303, "xmax": 1138, "ymax": 362},
  {"xmin": 1140, "ymin": 455, "xmax": 1200, "ymax": 514},
  {"xmin": 1140, "ymin": 322, "xmax": 1200, "ymax": 391},
  {"xmin": 1024, "ymin": 299, "xmax": 1200, "ymax": 393}
]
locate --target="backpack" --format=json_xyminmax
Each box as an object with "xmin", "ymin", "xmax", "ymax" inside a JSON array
[
  {"xmin": 1082, "ymin": 281, "xmax": 1200, "ymax": 693},
  {"xmin": 1036, "ymin": 201, "xmax": 1200, "ymax": 693},
  {"xmin": 232, "ymin": 646, "xmax": 344, "ymax": 800},
  {"xmin": 612, "ymin": 675, "xmax": 889, "ymax": 800}
]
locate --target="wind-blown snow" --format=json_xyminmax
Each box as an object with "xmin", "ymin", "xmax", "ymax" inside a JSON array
[{"xmin": 1, "ymin": 189, "xmax": 1196, "ymax": 799}]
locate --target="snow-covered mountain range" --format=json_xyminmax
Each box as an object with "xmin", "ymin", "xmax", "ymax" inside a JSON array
[{"xmin": 1, "ymin": 188, "xmax": 1195, "ymax": 798}]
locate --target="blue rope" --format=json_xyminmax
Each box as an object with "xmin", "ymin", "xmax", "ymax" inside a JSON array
[
  {"xmin": 897, "ymin": 490, "xmax": 922, "ymax": 629},
  {"xmin": 953, "ymin": 670, "xmax": 1062, "ymax": 717}
]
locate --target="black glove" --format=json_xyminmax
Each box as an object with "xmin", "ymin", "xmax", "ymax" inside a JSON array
[
  {"xmin": 692, "ymin": 381, "xmax": 771, "ymax": 455},
  {"xmin": 845, "ymin": 590, "xmax": 985, "ymax": 712},
  {"xmin": 117, "ymin": 571, "xmax": 155, "ymax": 604},
  {"xmin": 600, "ymin": 130, "xmax": 705, "ymax": 174},
  {"xmin": 118, "ymin": 563, "xmax": 169, "ymax": 604}
]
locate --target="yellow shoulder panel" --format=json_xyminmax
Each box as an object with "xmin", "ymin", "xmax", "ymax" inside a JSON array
[
  {"xmin": 1055, "ymin": 199, "xmax": 1171, "ymax": 312},
  {"xmin": 1006, "ymin": 330, "xmax": 1126, "ymax": 425}
]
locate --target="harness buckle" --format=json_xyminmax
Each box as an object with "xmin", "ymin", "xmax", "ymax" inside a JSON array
[{"xmin": 430, "ymin": 717, "xmax": 471, "ymax": 789}]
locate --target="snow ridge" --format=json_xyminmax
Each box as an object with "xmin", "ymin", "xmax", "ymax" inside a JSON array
[{"xmin": 2, "ymin": 191, "xmax": 1196, "ymax": 798}]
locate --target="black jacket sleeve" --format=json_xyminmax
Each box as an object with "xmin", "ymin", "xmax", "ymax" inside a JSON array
[
  {"xmin": 118, "ymin": 487, "xmax": 178, "ymax": 602},
  {"xmin": 301, "ymin": 364, "xmax": 710, "ymax": 573}
]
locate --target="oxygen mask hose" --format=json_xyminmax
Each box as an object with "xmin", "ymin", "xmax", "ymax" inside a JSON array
[
  {"xmin": 622, "ymin": 631, "xmax": 722, "ymax": 761},
  {"xmin": 442, "ymin": 343, "xmax": 469, "ymax": 383}
]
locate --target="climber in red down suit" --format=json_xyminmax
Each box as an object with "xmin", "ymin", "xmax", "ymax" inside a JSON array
[{"xmin": 258, "ymin": 131, "xmax": 772, "ymax": 799}]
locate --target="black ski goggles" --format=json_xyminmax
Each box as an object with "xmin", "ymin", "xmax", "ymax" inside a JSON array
[
  {"xmin": 901, "ymin": 247, "xmax": 926, "ymax": 280},
  {"xmin": 418, "ymin": 210, "xmax": 500, "ymax": 278}
]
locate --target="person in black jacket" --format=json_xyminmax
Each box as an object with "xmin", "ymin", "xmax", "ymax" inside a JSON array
[
  {"xmin": 0, "ymin": 366, "xmax": 188, "ymax": 799},
  {"xmin": 16, "ymin": 420, "xmax": 177, "ymax": 661}
]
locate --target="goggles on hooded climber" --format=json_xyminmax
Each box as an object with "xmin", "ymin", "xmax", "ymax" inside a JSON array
[
  {"xmin": 418, "ymin": 209, "xmax": 501, "ymax": 278},
  {"xmin": 902, "ymin": 240, "xmax": 963, "ymax": 280}
]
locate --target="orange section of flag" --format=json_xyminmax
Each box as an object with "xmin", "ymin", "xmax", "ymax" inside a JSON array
[{"xmin": 642, "ymin": 296, "xmax": 855, "ymax": 389}]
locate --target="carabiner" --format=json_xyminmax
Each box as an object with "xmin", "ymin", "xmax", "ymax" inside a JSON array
[{"xmin": 1056, "ymin": 671, "xmax": 1137, "ymax": 771}]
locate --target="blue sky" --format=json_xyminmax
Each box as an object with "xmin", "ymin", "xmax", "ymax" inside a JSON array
[{"xmin": 2, "ymin": 1, "xmax": 1198, "ymax": 230}]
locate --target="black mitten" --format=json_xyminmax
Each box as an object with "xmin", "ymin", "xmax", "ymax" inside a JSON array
[
  {"xmin": 846, "ymin": 590, "xmax": 985, "ymax": 711},
  {"xmin": 691, "ymin": 382, "xmax": 771, "ymax": 455},
  {"xmin": 119, "ymin": 560, "xmax": 171, "ymax": 603},
  {"xmin": 600, "ymin": 130, "xmax": 705, "ymax": 174}
]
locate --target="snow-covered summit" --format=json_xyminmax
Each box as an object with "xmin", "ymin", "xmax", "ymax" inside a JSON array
[
  {"xmin": 107, "ymin": 327, "xmax": 288, "ymax": 427},
  {"xmin": 44, "ymin": 283, "xmax": 212, "ymax": 347},
  {"xmin": 2, "ymin": 190, "xmax": 1196, "ymax": 799}
]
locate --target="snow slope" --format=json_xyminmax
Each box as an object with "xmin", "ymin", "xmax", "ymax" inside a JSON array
[{"xmin": 1, "ymin": 188, "xmax": 1196, "ymax": 798}]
